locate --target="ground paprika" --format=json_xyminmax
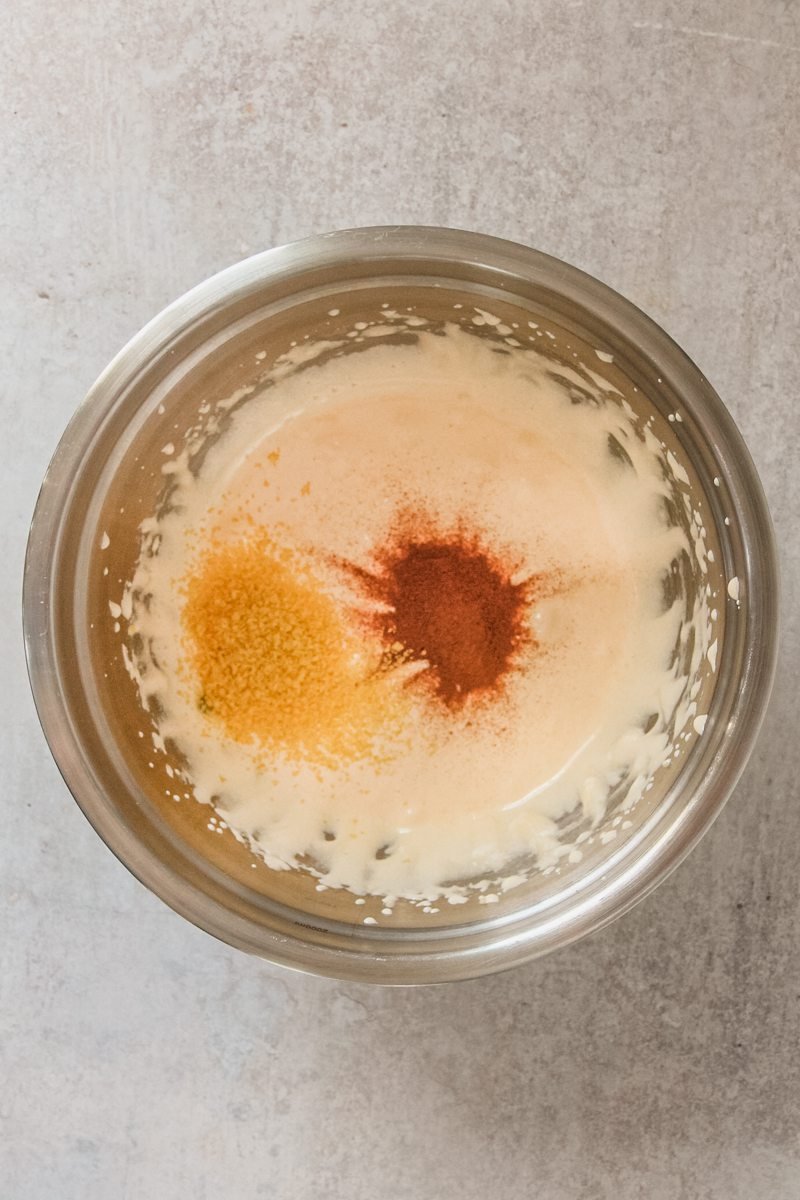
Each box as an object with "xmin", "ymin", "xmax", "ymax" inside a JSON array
[{"xmin": 349, "ymin": 521, "xmax": 536, "ymax": 710}]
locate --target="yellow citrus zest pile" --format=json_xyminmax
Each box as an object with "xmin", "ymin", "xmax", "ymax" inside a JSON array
[{"xmin": 181, "ymin": 534, "xmax": 401, "ymax": 766}]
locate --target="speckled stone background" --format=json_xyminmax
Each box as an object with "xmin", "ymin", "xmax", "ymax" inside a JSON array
[{"xmin": 2, "ymin": 2, "xmax": 799, "ymax": 1196}]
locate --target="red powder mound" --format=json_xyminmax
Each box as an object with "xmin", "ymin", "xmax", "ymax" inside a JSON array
[{"xmin": 348, "ymin": 523, "xmax": 537, "ymax": 711}]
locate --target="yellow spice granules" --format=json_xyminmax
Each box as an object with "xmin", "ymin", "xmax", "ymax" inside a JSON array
[{"xmin": 181, "ymin": 534, "xmax": 401, "ymax": 766}]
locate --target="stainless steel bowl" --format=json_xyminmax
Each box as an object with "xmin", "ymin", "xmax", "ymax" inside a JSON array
[{"xmin": 23, "ymin": 227, "xmax": 778, "ymax": 983}]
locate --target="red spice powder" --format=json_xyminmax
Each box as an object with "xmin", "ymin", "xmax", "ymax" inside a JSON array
[{"xmin": 349, "ymin": 522, "xmax": 537, "ymax": 710}]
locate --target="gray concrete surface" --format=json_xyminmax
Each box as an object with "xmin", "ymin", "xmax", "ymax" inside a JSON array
[{"xmin": 2, "ymin": 2, "xmax": 799, "ymax": 1197}]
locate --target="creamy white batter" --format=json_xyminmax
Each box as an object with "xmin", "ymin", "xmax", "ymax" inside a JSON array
[{"xmin": 121, "ymin": 321, "xmax": 715, "ymax": 903}]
